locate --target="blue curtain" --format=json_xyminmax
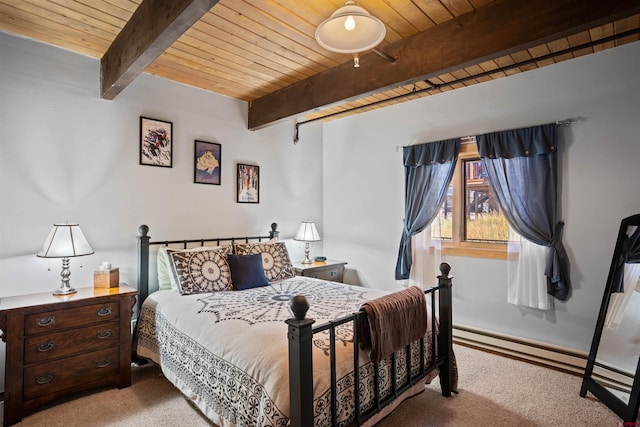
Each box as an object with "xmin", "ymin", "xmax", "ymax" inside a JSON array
[
  {"xmin": 476, "ymin": 124, "xmax": 571, "ymax": 301},
  {"xmin": 395, "ymin": 139, "xmax": 460, "ymax": 280}
]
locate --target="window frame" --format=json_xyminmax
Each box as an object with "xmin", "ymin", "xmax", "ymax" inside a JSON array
[{"xmin": 439, "ymin": 142, "xmax": 508, "ymax": 260}]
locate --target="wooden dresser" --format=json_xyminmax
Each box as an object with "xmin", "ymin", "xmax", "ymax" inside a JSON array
[
  {"xmin": 0, "ymin": 285, "xmax": 137, "ymax": 426},
  {"xmin": 293, "ymin": 259, "xmax": 347, "ymax": 283}
]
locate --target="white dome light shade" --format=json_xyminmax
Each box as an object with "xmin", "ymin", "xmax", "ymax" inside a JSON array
[{"xmin": 315, "ymin": 1, "xmax": 386, "ymax": 54}]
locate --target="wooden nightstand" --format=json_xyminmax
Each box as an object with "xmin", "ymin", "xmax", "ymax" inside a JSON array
[
  {"xmin": 0, "ymin": 285, "xmax": 137, "ymax": 426},
  {"xmin": 293, "ymin": 259, "xmax": 347, "ymax": 283}
]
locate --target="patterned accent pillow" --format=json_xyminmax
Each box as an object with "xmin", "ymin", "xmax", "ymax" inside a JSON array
[
  {"xmin": 158, "ymin": 246, "xmax": 226, "ymax": 291},
  {"xmin": 234, "ymin": 242, "xmax": 295, "ymax": 282},
  {"xmin": 168, "ymin": 246, "xmax": 232, "ymax": 295}
]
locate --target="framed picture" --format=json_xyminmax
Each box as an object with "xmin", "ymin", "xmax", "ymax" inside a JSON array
[
  {"xmin": 194, "ymin": 140, "xmax": 221, "ymax": 185},
  {"xmin": 237, "ymin": 163, "xmax": 259, "ymax": 203},
  {"xmin": 140, "ymin": 116, "xmax": 172, "ymax": 167}
]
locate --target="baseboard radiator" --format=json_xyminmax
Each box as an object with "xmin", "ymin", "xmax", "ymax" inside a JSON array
[{"xmin": 452, "ymin": 324, "xmax": 634, "ymax": 393}]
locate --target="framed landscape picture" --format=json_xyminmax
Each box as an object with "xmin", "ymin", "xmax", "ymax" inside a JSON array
[
  {"xmin": 194, "ymin": 140, "xmax": 221, "ymax": 185},
  {"xmin": 237, "ymin": 163, "xmax": 259, "ymax": 203},
  {"xmin": 140, "ymin": 116, "xmax": 172, "ymax": 167}
]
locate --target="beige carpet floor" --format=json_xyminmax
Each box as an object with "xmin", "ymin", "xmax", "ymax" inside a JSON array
[{"xmin": 10, "ymin": 344, "xmax": 627, "ymax": 426}]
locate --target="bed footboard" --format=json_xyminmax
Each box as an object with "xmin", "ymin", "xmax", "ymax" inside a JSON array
[{"xmin": 286, "ymin": 262, "xmax": 454, "ymax": 427}]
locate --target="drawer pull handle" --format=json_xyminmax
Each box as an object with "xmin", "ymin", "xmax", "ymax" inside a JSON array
[
  {"xmin": 97, "ymin": 307, "xmax": 112, "ymax": 316},
  {"xmin": 96, "ymin": 359, "xmax": 111, "ymax": 368},
  {"xmin": 36, "ymin": 374, "xmax": 53, "ymax": 385},
  {"xmin": 36, "ymin": 316, "xmax": 55, "ymax": 327},
  {"xmin": 36, "ymin": 342, "xmax": 56, "ymax": 352},
  {"xmin": 96, "ymin": 330, "xmax": 112, "ymax": 339}
]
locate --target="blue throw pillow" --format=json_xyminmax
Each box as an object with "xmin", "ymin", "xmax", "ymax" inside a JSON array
[{"xmin": 228, "ymin": 253, "xmax": 269, "ymax": 290}]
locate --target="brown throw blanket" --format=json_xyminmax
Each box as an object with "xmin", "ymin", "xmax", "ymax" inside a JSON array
[{"xmin": 359, "ymin": 286, "xmax": 428, "ymax": 364}]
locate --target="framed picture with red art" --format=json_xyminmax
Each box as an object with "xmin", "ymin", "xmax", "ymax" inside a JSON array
[
  {"xmin": 140, "ymin": 116, "xmax": 172, "ymax": 167},
  {"xmin": 237, "ymin": 163, "xmax": 259, "ymax": 203}
]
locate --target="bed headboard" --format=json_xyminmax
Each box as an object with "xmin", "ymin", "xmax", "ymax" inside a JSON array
[{"xmin": 136, "ymin": 223, "xmax": 279, "ymax": 316}]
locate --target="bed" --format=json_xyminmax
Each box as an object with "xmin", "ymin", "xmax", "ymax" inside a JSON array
[{"xmin": 133, "ymin": 224, "xmax": 456, "ymax": 426}]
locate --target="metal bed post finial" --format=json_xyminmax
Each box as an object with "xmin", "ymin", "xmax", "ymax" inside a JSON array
[
  {"xmin": 269, "ymin": 223, "xmax": 279, "ymax": 240},
  {"xmin": 439, "ymin": 262, "xmax": 451, "ymax": 278},
  {"xmin": 290, "ymin": 295, "xmax": 309, "ymax": 320}
]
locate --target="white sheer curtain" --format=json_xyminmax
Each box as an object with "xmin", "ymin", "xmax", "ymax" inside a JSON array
[
  {"xmin": 605, "ymin": 262, "xmax": 640, "ymax": 329},
  {"xmin": 403, "ymin": 227, "xmax": 441, "ymax": 290},
  {"xmin": 507, "ymin": 227, "xmax": 553, "ymax": 310}
]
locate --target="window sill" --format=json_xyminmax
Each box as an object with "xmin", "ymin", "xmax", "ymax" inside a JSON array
[{"xmin": 441, "ymin": 245, "xmax": 508, "ymax": 260}]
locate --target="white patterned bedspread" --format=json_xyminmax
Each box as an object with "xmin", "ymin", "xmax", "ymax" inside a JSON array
[{"xmin": 135, "ymin": 277, "xmax": 440, "ymax": 427}]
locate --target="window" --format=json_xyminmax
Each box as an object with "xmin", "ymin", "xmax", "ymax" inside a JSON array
[{"xmin": 431, "ymin": 139, "xmax": 509, "ymax": 259}]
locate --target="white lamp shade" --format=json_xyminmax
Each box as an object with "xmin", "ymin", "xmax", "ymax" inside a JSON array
[
  {"xmin": 37, "ymin": 223, "xmax": 94, "ymax": 258},
  {"xmin": 315, "ymin": 1, "xmax": 386, "ymax": 54},
  {"xmin": 294, "ymin": 221, "xmax": 321, "ymax": 242}
]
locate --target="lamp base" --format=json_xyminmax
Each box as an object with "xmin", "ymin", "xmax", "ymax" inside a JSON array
[
  {"xmin": 53, "ymin": 287, "xmax": 77, "ymax": 296},
  {"xmin": 53, "ymin": 257, "xmax": 77, "ymax": 296},
  {"xmin": 301, "ymin": 242, "xmax": 313, "ymax": 264}
]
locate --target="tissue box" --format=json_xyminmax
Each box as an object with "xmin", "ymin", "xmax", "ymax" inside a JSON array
[{"xmin": 94, "ymin": 268, "xmax": 119, "ymax": 289}]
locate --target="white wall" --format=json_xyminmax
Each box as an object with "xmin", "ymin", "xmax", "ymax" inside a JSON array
[
  {"xmin": 0, "ymin": 31, "xmax": 323, "ymax": 389},
  {"xmin": 322, "ymin": 41, "xmax": 640, "ymax": 355}
]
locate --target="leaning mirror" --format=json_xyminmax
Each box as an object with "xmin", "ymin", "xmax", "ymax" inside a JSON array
[{"xmin": 580, "ymin": 213, "xmax": 640, "ymax": 422}]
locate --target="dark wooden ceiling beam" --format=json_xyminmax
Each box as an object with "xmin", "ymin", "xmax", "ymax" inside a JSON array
[
  {"xmin": 101, "ymin": 0, "xmax": 220, "ymax": 100},
  {"xmin": 248, "ymin": 0, "xmax": 640, "ymax": 130}
]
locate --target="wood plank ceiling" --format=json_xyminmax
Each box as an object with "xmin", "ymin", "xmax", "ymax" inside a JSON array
[{"xmin": 1, "ymin": 0, "xmax": 639, "ymax": 130}]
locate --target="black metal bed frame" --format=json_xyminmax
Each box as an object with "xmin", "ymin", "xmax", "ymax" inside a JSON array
[
  {"xmin": 287, "ymin": 263, "xmax": 454, "ymax": 426},
  {"xmin": 136, "ymin": 224, "xmax": 454, "ymax": 427}
]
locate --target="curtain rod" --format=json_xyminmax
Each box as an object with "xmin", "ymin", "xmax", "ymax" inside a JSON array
[
  {"xmin": 394, "ymin": 119, "xmax": 574, "ymax": 151},
  {"xmin": 293, "ymin": 26, "xmax": 639, "ymax": 144}
]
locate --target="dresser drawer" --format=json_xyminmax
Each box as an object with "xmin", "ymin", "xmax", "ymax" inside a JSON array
[
  {"xmin": 293, "ymin": 260, "xmax": 347, "ymax": 283},
  {"xmin": 24, "ymin": 321, "xmax": 120, "ymax": 365},
  {"xmin": 24, "ymin": 302, "xmax": 119, "ymax": 335},
  {"xmin": 23, "ymin": 347, "xmax": 120, "ymax": 401},
  {"xmin": 308, "ymin": 267, "xmax": 344, "ymax": 282}
]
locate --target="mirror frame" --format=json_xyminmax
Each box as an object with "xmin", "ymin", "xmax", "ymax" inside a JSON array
[{"xmin": 580, "ymin": 213, "xmax": 640, "ymax": 422}]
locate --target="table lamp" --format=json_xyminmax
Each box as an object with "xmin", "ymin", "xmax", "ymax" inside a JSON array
[
  {"xmin": 37, "ymin": 223, "xmax": 94, "ymax": 295},
  {"xmin": 294, "ymin": 221, "xmax": 321, "ymax": 264}
]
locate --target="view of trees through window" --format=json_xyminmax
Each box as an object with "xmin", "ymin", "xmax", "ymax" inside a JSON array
[
  {"xmin": 463, "ymin": 159, "xmax": 509, "ymax": 242},
  {"xmin": 432, "ymin": 187, "xmax": 453, "ymax": 240},
  {"xmin": 431, "ymin": 157, "xmax": 509, "ymax": 243}
]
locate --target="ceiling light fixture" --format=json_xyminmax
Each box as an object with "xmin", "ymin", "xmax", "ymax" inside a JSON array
[{"xmin": 315, "ymin": 1, "xmax": 386, "ymax": 67}]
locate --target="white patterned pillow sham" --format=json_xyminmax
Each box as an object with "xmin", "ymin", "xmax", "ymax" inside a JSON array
[
  {"xmin": 233, "ymin": 241, "xmax": 295, "ymax": 282},
  {"xmin": 158, "ymin": 246, "xmax": 227, "ymax": 292},
  {"xmin": 167, "ymin": 246, "xmax": 232, "ymax": 295}
]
